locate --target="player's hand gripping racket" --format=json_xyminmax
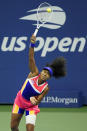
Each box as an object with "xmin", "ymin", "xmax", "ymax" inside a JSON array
[{"xmin": 33, "ymin": 2, "xmax": 52, "ymax": 36}]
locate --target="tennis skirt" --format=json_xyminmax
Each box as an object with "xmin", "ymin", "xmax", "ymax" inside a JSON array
[{"xmin": 12, "ymin": 90, "xmax": 40, "ymax": 115}]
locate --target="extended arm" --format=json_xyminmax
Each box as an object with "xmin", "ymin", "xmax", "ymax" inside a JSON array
[{"xmin": 28, "ymin": 35, "xmax": 39, "ymax": 77}]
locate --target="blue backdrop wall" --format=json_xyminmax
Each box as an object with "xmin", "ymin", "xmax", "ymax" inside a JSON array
[{"xmin": 0, "ymin": 0, "xmax": 87, "ymax": 107}]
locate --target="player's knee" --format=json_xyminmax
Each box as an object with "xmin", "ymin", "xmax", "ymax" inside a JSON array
[
  {"xmin": 26, "ymin": 114, "xmax": 36, "ymax": 131},
  {"xmin": 26, "ymin": 124, "xmax": 34, "ymax": 131},
  {"xmin": 26, "ymin": 114, "xmax": 36, "ymax": 125}
]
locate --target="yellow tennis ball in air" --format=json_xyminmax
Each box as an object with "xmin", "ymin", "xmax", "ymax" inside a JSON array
[{"xmin": 46, "ymin": 8, "xmax": 52, "ymax": 13}]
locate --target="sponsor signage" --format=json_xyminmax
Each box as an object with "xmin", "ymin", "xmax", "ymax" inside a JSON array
[{"xmin": 39, "ymin": 91, "xmax": 82, "ymax": 107}]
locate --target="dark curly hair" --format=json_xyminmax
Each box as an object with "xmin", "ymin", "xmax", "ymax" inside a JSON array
[{"xmin": 46, "ymin": 57, "xmax": 66, "ymax": 78}]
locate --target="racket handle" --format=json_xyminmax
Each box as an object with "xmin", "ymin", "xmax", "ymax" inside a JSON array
[{"xmin": 33, "ymin": 28, "xmax": 39, "ymax": 36}]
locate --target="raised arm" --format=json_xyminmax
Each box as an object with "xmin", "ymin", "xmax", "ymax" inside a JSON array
[{"xmin": 28, "ymin": 35, "xmax": 39, "ymax": 78}]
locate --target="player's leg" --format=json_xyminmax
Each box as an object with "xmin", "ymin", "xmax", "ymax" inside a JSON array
[
  {"xmin": 11, "ymin": 113, "xmax": 23, "ymax": 131},
  {"xmin": 10, "ymin": 104, "xmax": 24, "ymax": 131},
  {"xmin": 25, "ymin": 110, "xmax": 36, "ymax": 131},
  {"xmin": 26, "ymin": 124, "xmax": 35, "ymax": 131}
]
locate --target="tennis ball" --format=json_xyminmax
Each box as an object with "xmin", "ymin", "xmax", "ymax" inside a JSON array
[{"xmin": 46, "ymin": 8, "xmax": 52, "ymax": 13}]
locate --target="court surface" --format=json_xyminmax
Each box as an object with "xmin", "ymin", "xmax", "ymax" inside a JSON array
[{"xmin": 0, "ymin": 105, "xmax": 87, "ymax": 131}]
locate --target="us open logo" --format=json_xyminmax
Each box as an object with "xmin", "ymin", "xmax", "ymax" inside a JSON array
[
  {"xmin": 0, "ymin": 6, "xmax": 86, "ymax": 56},
  {"xmin": 20, "ymin": 6, "xmax": 66, "ymax": 30}
]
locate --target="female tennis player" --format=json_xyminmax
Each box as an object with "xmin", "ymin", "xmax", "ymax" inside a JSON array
[{"xmin": 10, "ymin": 35, "xmax": 66, "ymax": 131}]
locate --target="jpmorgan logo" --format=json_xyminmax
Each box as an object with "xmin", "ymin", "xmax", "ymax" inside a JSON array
[
  {"xmin": 20, "ymin": 6, "xmax": 66, "ymax": 29},
  {"xmin": 41, "ymin": 96, "xmax": 78, "ymax": 105}
]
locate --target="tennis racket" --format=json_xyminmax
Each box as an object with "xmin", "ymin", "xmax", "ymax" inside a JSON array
[{"xmin": 33, "ymin": 2, "xmax": 52, "ymax": 36}]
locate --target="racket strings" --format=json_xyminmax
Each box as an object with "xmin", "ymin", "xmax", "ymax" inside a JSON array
[{"xmin": 37, "ymin": 3, "xmax": 52, "ymax": 23}]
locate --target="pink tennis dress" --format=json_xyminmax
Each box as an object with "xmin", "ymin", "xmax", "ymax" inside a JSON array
[{"xmin": 12, "ymin": 74, "xmax": 48, "ymax": 115}]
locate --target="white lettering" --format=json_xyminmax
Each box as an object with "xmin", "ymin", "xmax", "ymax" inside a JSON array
[
  {"xmin": 70, "ymin": 37, "xmax": 86, "ymax": 52},
  {"xmin": 59, "ymin": 37, "xmax": 72, "ymax": 52},
  {"xmin": 41, "ymin": 96, "xmax": 78, "ymax": 105},
  {"xmin": 0, "ymin": 36, "xmax": 86, "ymax": 56},
  {"xmin": 1, "ymin": 37, "xmax": 16, "ymax": 51},
  {"xmin": 1, "ymin": 37, "xmax": 27, "ymax": 52},
  {"xmin": 14, "ymin": 37, "xmax": 27, "ymax": 51},
  {"xmin": 41, "ymin": 37, "xmax": 58, "ymax": 57}
]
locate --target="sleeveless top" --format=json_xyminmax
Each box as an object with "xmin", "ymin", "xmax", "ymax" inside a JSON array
[{"xmin": 21, "ymin": 74, "xmax": 48, "ymax": 100}]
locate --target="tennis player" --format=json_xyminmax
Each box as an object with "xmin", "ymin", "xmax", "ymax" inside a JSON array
[{"xmin": 10, "ymin": 35, "xmax": 66, "ymax": 131}]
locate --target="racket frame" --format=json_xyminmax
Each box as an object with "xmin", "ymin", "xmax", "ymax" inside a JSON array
[{"xmin": 33, "ymin": 2, "xmax": 52, "ymax": 36}]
